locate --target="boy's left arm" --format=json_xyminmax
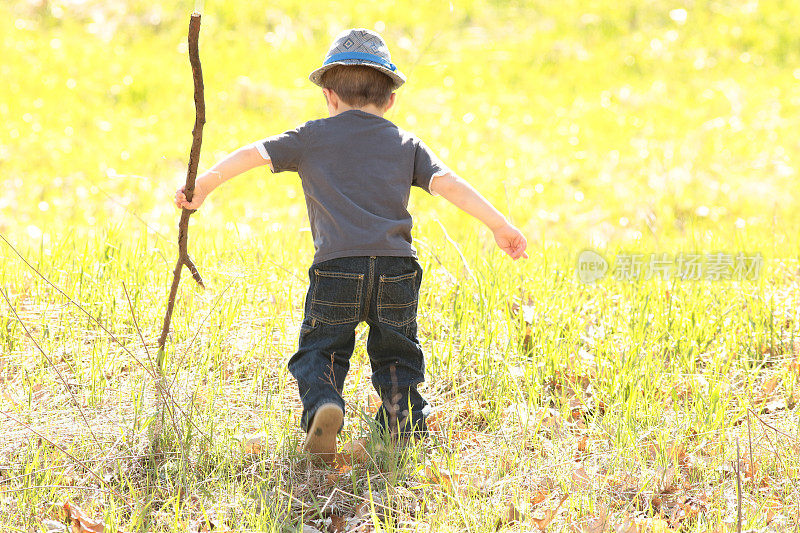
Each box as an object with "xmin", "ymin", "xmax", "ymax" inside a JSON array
[
  {"xmin": 175, "ymin": 145, "xmax": 270, "ymax": 210},
  {"xmin": 430, "ymin": 172, "xmax": 528, "ymax": 260}
]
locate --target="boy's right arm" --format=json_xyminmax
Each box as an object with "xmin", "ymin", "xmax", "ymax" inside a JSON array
[
  {"xmin": 430, "ymin": 172, "xmax": 528, "ymax": 260},
  {"xmin": 174, "ymin": 145, "xmax": 270, "ymax": 210}
]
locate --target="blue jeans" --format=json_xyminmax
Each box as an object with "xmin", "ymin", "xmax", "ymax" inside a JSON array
[{"xmin": 288, "ymin": 255, "xmax": 429, "ymax": 439}]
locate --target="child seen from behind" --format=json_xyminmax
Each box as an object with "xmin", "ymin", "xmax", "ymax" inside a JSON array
[{"xmin": 174, "ymin": 28, "xmax": 528, "ymax": 464}]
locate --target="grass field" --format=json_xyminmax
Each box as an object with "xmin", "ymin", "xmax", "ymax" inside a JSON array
[{"xmin": 1, "ymin": 0, "xmax": 800, "ymax": 531}]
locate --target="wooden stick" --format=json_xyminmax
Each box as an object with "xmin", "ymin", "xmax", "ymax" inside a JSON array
[{"xmin": 158, "ymin": 12, "xmax": 206, "ymax": 353}]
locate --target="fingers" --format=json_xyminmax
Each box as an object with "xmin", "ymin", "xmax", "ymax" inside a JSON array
[
  {"xmin": 174, "ymin": 187, "xmax": 202, "ymax": 210},
  {"xmin": 516, "ymin": 237, "xmax": 529, "ymax": 260},
  {"xmin": 174, "ymin": 192, "xmax": 192, "ymax": 209},
  {"xmin": 500, "ymin": 235, "xmax": 528, "ymax": 260},
  {"xmin": 509, "ymin": 247, "xmax": 526, "ymax": 260},
  {"xmin": 514, "ymin": 234, "xmax": 528, "ymax": 260},
  {"xmin": 501, "ymin": 243, "xmax": 523, "ymax": 260},
  {"xmin": 494, "ymin": 225, "xmax": 529, "ymax": 261}
]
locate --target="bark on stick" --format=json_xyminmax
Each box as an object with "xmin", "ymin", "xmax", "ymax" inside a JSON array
[{"xmin": 158, "ymin": 13, "xmax": 205, "ymax": 353}]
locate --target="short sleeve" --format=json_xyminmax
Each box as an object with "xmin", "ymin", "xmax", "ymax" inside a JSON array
[
  {"xmin": 413, "ymin": 138, "xmax": 451, "ymax": 195},
  {"xmin": 257, "ymin": 123, "xmax": 307, "ymax": 173}
]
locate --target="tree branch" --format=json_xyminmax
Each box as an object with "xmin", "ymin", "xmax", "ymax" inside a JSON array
[{"xmin": 158, "ymin": 12, "xmax": 206, "ymax": 353}]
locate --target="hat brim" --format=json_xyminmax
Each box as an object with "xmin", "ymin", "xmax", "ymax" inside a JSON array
[{"xmin": 309, "ymin": 60, "xmax": 406, "ymax": 91}]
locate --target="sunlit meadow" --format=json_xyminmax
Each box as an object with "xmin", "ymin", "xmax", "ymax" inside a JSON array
[{"xmin": 1, "ymin": 1, "xmax": 799, "ymax": 531}]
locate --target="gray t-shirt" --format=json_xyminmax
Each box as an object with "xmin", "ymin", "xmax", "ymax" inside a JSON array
[{"xmin": 257, "ymin": 110, "xmax": 450, "ymax": 264}]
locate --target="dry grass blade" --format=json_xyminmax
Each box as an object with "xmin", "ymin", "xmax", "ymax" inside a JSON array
[
  {"xmin": 0, "ymin": 233, "xmax": 155, "ymax": 378},
  {"xmin": 122, "ymin": 282, "xmax": 183, "ymax": 443},
  {"xmin": 736, "ymin": 436, "xmax": 742, "ymax": 533},
  {"xmin": 1, "ymin": 485, "xmax": 123, "ymax": 498},
  {"xmin": 434, "ymin": 218, "xmax": 478, "ymax": 286},
  {"xmin": 166, "ymin": 273, "xmax": 241, "ymax": 394},
  {"xmin": 0, "ymin": 287, "xmax": 101, "ymax": 449},
  {"xmin": 0, "ymin": 409, "xmax": 129, "ymax": 505}
]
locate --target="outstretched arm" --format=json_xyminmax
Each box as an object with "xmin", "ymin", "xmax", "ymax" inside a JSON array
[
  {"xmin": 174, "ymin": 144, "xmax": 269, "ymax": 210},
  {"xmin": 430, "ymin": 172, "xmax": 528, "ymax": 260}
]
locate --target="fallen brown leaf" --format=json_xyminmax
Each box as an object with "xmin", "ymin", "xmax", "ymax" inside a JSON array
[
  {"xmin": 569, "ymin": 398, "xmax": 587, "ymax": 421},
  {"xmin": 424, "ymin": 463, "xmax": 469, "ymax": 493},
  {"xmin": 328, "ymin": 513, "xmax": 347, "ymax": 532},
  {"xmin": 762, "ymin": 398, "xmax": 787, "ymax": 413},
  {"xmin": 580, "ymin": 507, "xmax": 608, "ymax": 533},
  {"xmin": 325, "ymin": 465, "xmax": 352, "ymax": 484},
  {"xmin": 530, "ymin": 493, "xmax": 568, "ymax": 530},
  {"xmin": 761, "ymin": 374, "xmax": 779, "ymax": 397},
  {"xmin": 195, "ymin": 517, "xmax": 231, "ymax": 533},
  {"xmin": 570, "ymin": 465, "xmax": 592, "ymax": 491},
  {"xmin": 669, "ymin": 492, "xmax": 709, "ymax": 527},
  {"xmin": 62, "ymin": 501, "xmax": 120, "ymax": 533},
  {"xmin": 503, "ymin": 501, "xmax": 524, "ymax": 527},
  {"xmin": 656, "ymin": 465, "xmax": 677, "ymax": 494},
  {"xmin": 337, "ymin": 439, "xmax": 373, "ymax": 466},
  {"xmin": 426, "ymin": 412, "xmax": 443, "ymax": 432},
  {"xmin": 530, "ymin": 488, "xmax": 551, "ymax": 506},
  {"xmin": 367, "ymin": 393, "xmax": 381, "ymax": 414},
  {"xmin": 242, "ymin": 433, "xmax": 267, "ymax": 455},
  {"xmin": 353, "ymin": 501, "xmax": 370, "ymax": 521}
]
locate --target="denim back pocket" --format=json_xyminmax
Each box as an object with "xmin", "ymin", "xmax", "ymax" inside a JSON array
[
  {"xmin": 377, "ymin": 271, "xmax": 419, "ymax": 327},
  {"xmin": 310, "ymin": 269, "xmax": 364, "ymax": 325}
]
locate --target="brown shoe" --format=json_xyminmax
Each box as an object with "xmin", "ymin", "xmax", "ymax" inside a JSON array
[{"xmin": 304, "ymin": 403, "xmax": 343, "ymax": 465}]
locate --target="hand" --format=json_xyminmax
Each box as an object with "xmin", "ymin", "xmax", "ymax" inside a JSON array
[
  {"xmin": 174, "ymin": 182, "xmax": 207, "ymax": 210},
  {"xmin": 492, "ymin": 223, "xmax": 528, "ymax": 260}
]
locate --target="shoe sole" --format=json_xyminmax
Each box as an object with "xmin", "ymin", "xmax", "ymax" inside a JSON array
[{"xmin": 304, "ymin": 403, "xmax": 343, "ymax": 465}]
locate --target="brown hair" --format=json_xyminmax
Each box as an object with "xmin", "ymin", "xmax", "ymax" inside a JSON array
[{"xmin": 320, "ymin": 64, "xmax": 394, "ymax": 108}]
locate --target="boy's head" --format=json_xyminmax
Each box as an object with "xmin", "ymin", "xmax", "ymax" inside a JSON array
[
  {"xmin": 309, "ymin": 28, "xmax": 405, "ymax": 112},
  {"xmin": 320, "ymin": 64, "xmax": 394, "ymax": 109}
]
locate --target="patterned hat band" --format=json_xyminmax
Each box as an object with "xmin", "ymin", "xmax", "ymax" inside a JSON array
[
  {"xmin": 308, "ymin": 28, "xmax": 406, "ymax": 90},
  {"xmin": 323, "ymin": 52, "xmax": 397, "ymax": 72}
]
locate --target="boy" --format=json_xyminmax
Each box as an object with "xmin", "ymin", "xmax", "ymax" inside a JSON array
[{"xmin": 175, "ymin": 28, "xmax": 527, "ymax": 464}]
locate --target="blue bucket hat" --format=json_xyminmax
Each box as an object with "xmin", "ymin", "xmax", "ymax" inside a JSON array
[{"xmin": 309, "ymin": 28, "xmax": 406, "ymax": 90}]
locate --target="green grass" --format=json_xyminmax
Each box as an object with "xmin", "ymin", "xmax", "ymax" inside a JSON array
[{"xmin": 1, "ymin": 0, "xmax": 799, "ymax": 531}]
